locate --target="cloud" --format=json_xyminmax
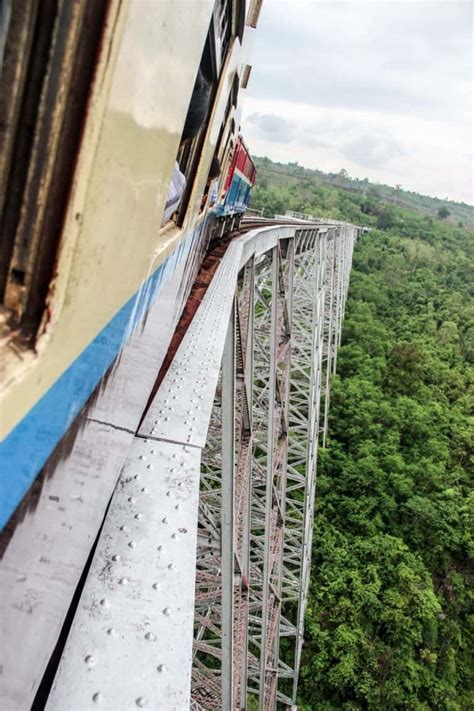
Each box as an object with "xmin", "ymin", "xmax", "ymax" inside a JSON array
[
  {"xmin": 247, "ymin": 113, "xmax": 295, "ymax": 143},
  {"xmin": 342, "ymin": 135, "xmax": 406, "ymax": 169},
  {"xmin": 240, "ymin": 0, "xmax": 473, "ymax": 202}
]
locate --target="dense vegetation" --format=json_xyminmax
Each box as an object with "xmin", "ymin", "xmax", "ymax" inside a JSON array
[
  {"xmin": 251, "ymin": 159, "xmax": 474, "ymax": 709},
  {"xmin": 250, "ymin": 157, "xmax": 474, "ymax": 231}
]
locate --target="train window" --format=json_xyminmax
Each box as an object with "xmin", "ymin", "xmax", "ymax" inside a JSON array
[
  {"xmin": 172, "ymin": 1, "xmax": 237, "ymax": 228},
  {"xmin": 166, "ymin": 1, "xmax": 246, "ymax": 228},
  {"xmin": 246, "ymin": 0, "xmax": 263, "ymax": 28},
  {"xmin": 0, "ymin": 0, "xmax": 107, "ymax": 345},
  {"xmin": 241, "ymin": 64, "xmax": 252, "ymax": 89}
]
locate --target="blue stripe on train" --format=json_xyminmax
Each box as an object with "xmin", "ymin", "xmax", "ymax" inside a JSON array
[
  {"xmin": 0, "ymin": 237, "xmax": 190, "ymax": 530},
  {"xmin": 214, "ymin": 172, "xmax": 252, "ymax": 217}
]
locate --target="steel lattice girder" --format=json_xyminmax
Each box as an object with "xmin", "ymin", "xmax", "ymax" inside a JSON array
[
  {"xmin": 191, "ymin": 223, "xmax": 357, "ymax": 710},
  {"xmin": 45, "ymin": 222, "xmax": 357, "ymax": 711}
]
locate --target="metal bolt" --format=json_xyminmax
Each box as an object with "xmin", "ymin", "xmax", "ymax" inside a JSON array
[
  {"xmin": 119, "ymin": 577, "xmax": 128, "ymax": 585},
  {"xmin": 85, "ymin": 655, "xmax": 96, "ymax": 665},
  {"xmin": 145, "ymin": 632, "xmax": 156, "ymax": 642},
  {"xmin": 92, "ymin": 692, "xmax": 103, "ymax": 704},
  {"xmin": 162, "ymin": 608, "xmax": 171, "ymax": 616}
]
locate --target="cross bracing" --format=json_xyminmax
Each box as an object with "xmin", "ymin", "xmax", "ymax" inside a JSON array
[
  {"xmin": 190, "ymin": 223, "xmax": 357, "ymax": 710},
  {"xmin": 43, "ymin": 222, "xmax": 358, "ymax": 711}
]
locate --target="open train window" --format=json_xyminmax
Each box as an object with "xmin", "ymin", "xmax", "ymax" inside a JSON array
[
  {"xmin": 170, "ymin": 1, "xmax": 245, "ymax": 228},
  {"xmin": 246, "ymin": 0, "xmax": 263, "ymax": 28},
  {"xmin": 0, "ymin": 0, "xmax": 107, "ymax": 346}
]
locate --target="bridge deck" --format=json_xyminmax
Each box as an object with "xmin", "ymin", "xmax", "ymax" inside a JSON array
[{"xmin": 45, "ymin": 222, "xmax": 358, "ymax": 710}]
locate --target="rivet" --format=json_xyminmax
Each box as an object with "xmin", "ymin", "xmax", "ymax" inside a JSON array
[
  {"xmin": 175, "ymin": 504, "xmax": 181, "ymax": 510},
  {"xmin": 166, "ymin": 491, "xmax": 172, "ymax": 497},
  {"xmin": 120, "ymin": 525, "xmax": 129, "ymax": 532},
  {"xmin": 135, "ymin": 513, "xmax": 142, "ymax": 520},
  {"xmin": 128, "ymin": 541, "xmax": 136, "ymax": 548},
  {"xmin": 85, "ymin": 655, "xmax": 96, "ymax": 665},
  {"xmin": 157, "ymin": 664, "xmax": 165, "ymax": 673},
  {"xmin": 177, "ymin": 482, "xmax": 184, "ymax": 489},
  {"xmin": 100, "ymin": 598, "xmax": 109, "ymax": 607},
  {"xmin": 151, "ymin": 428, "xmax": 157, "ymax": 434},
  {"xmin": 151, "ymin": 450, "xmax": 158, "ymax": 455},
  {"xmin": 92, "ymin": 692, "xmax": 103, "ymax": 704},
  {"xmin": 141, "ymin": 486, "xmax": 149, "ymax": 493},
  {"xmin": 139, "ymin": 455, "xmax": 146, "ymax": 461},
  {"xmin": 136, "ymin": 698, "xmax": 147, "ymax": 708},
  {"xmin": 171, "ymin": 533, "xmax": 178, "ymax": 540},
  {"xmin": 164, "ymin": 416, "xmax": 169, "ymax": 421},
  {"xmin": 133, "ymin": 474, "xmax": 140, "ymax": 481},
  {"xmin": 112, "ymin": 554, "xmax": 121, "ymax": 561},
  {"xmin": 179, "ymin": 527, "xmax": 188, "ymax": 534},
  {"xmin": 163, "ymin": 607, "xmax": 171, "ymax": 616},
  {"xmin": 152, "ymin": 582, "xmax": 160, "ymax": 590},
  {"xmin": 146, "ymin": 464, "xmax": 153, "ymax": 470},
  {"xmin": 145, "ymin": 632, "xmax": 156, "ymax": 642},
  {"xmin": 144, "ymin": 439, "xmax": 149, "ymax": 443},
  {"xmin": 128, "ymin": 497, "xmax": 136, "ymax": 504},
  {"xmin": 119, "ymin": 577, "xmax": 128, "ymax": 585},
  {"xmin": 157, "ymin": 545, "xmax": 163, "ymax": 552},
  {"xmin": 107, "ymin": 628, "xmax": 118, "ymax": 636},
  {"xmin": 167, "ymin": 563, "xmax": 175, "ymax": 571},
  {"xmin": 162, "ymin": 517, "xmax": 168, "ymax": 524}
]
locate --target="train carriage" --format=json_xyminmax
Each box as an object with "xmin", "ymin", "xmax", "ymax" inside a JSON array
[
  {"xmin": 215, "ymin": 135, "xmax": 257, "ymax": 231},
  {"xmin": 0, "ymin": 1, "xmax": 262, "ymax": 707}
]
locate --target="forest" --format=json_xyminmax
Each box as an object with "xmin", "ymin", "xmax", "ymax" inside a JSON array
[{"xmin": 250, "ymin": 159, "xmax": 473, "ymax": 709}]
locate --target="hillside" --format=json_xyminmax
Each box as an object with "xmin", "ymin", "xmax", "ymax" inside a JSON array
[
  {"xmin": 249, "ymin": 156, "xmax": 474, "ymax": 231},
  {"xmin": 253, "ymin": 161, "xmax": 474, "ymax": 709}
]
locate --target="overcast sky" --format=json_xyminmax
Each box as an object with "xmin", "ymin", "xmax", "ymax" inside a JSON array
[{"xmin": 241, "ymin": 0, "xmax": 473, "ymax": 203}]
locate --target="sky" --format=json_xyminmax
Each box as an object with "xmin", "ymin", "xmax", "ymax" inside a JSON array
[{"xmin": 241, "ymin": 0, "xmax": 473, "ymax": 203}]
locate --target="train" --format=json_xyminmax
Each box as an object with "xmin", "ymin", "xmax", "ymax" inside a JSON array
[
  {"xmin": 0, "ymin": 1, "xmax": 261, "ymax": 707},
  {"xmin": 214, "ymin": 135, "xmax": 257, "ymax": 231}
]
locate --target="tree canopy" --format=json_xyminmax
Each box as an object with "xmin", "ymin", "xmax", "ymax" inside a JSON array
[{"xmin": 251, "ymin": 158, "xmax": 473, "ymax": 709}]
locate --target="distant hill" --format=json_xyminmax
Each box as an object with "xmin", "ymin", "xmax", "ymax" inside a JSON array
[{"xmin": 250, "ymin": 156, "xmax": 474, "ymax": 230}]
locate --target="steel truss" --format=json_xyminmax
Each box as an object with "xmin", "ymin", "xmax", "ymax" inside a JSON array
[
  {"xmin": 191, "ymin": 223, "xmax": 356, "ymax": 709},
  {"xmin": 43, "ymin": 222, "xmax": 357, "ymax": 711}
]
